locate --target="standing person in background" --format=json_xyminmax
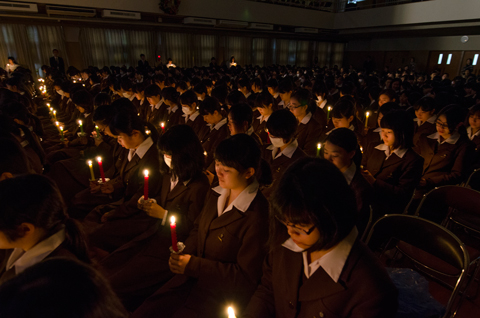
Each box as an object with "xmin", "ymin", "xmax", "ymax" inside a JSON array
[
  {"xmin": 49, "ymin": 49, "xmax": 65, "ymax": 74},
  {"xmin": 5, "ymin": 57, "xmax": 19, "ymax": 74},
  {"xmin": 138, "ymin": 54, "xmax": 150, "ymax": 71}
]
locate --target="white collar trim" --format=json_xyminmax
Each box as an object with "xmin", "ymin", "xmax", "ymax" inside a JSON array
[{"xmin": 213, "ymin": 179, "xmax": 259, "ymax": 216}]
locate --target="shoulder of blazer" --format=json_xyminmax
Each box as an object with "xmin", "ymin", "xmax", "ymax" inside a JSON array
[{"xmin": 403, "ymin": 148, "xmax": 424, "ymax": 164}]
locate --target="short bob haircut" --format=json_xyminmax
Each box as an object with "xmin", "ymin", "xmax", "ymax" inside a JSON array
[
  {"xmin": 290, "ymin": 88, "xmax": 311, "ymax": 107},
  {"xmin": 266, "ymin": 109, "xmax": 298, "ymax": 142},
  {"xmin": 226, "ymin": 90, "xmax": 246, "ymax": 107},
  {"xmin": 0, "ymin": 258, "xmax": 128, "ymax": 318},
  {"xmin": 144, "ymin": 84, "xmax": 162, "ymax": 98},
  {"xmin": 437, "ymin": 104, "xmax": 468, "ymax": 135},
  {"xmin": 254, "ymin": 91, "xmax": 274, "ymax": 109},
  {"xmin": 214, "ymin": 133, "xmax": 261, "ymax": 178},
  {"xmin": 325, "ymin": 127, "xmax": 358, "ymax": 153},
  {"xmin": 413, "ymin": 96, "xmax": 436, "ymax": 112},
  {"xmin": 179, "ymin": 90, "xmax": 198, "ymax": 106},
  {"xmin": 72, "ymin": 90, "xmax": 94, "ymax": 114},
  {"xmin": 199, "ymin": 96, "xmax": 222, "ymax": 116},
  {"xmin": 270, "ymin": 158, "xmax": 357, "ymax": 251},
  {"xmin": 157, "ymin": 125, "xmax": 204, "ymax": 183},
  {"xmin": 228, "ymin": 103, "xmax": 253, "ymax": 131},
  {"xmin": 380, "ymin": 110, "xmax": 414, "ymax": 149},
  {"xmin": 161, "ymin": 87, "xmax": 180, "ymax": 104}
]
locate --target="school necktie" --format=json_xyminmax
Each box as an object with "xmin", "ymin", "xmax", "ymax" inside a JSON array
[{"xmin": 128, "ymin": 149, "xmax": 136, "ymax": 162}]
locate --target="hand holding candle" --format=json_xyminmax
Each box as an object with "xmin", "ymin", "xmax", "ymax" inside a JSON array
[
  {"xmin": 365, "ymin": 111, "xmax": 370, "ymax": 128},
  {"xmin": 144, "ymin": 169, "xmax": 149, "ymax": 200},
  {"xmin": 97, "ymin": 156, "xmax": 106, "ymax": 182},
  {"xmin": 88, "ymin": 160, "xmax": 95, "ymax": 181},
  {"xmin": 170, "ymin": 216, "xmax": 178, "ymax": 252}
]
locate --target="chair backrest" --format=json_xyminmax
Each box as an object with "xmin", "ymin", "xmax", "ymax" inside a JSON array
[
  {"xmin": 414, "ymin": 186, "xmax": 480, "ymax": 224},
  {"xmin": 465, "ymin": 168, "xmax": 480, "ymax": 191},
  {"xmin": 366, "ymin": 214, "xmax": 469, "ymax": 271}
]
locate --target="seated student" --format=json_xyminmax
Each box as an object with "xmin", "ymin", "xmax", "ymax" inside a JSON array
[
  {"xmin": 361, "ymin": 110, "xmax": 424, "ymax": 216},
  {"xmin": 414, "ymin": 105, "xmax": 475, "ymax": 197},
  {"xmin": 367, "ymin": 89, "xmax": 397, "ymax": 130},
  {"xmin": 467, "ymin": 104, "xmax": 480, "ymax": 168},
  {"xmin": 413, "ymin": 97, "xmax": 437, "ymax": 147},
  {"xmin": 161, "ymin": 87, "xmax": 183, "ymax": 130},
  {"xmin": 238, "ymin": 78, "xmax": 252, "ymax": 98},
  {"xmin": 243, "ymin": 158, "xmax": 398, "ymax": 318},
  {"xmin": 144, "ymin": 84, "xmax": 166, "ymax": 131},
  {"xmin": 262, "ymin": 109, "xmax": 307, "ymax": 198},
  {"xmin": 323, "ymin": 128, "xmax": 373, "ymax": 236},
  {"xmin": 83, "ymin": 107, "xmax": 160, "ymax": 253},
  {"xmin": 290, "ymin": 89, "xmax": 323, "ymax": 157},
  {"xmin": 277, "ymin": 79, "xmax": 293, "ymax": 109},
  {"xmin": 323, "ymin": 97, "xmax": 363, "ymax": 144},
  {"xmin": 251, "ymin": 77, "xmax": 263, "ymax": 94},
  {"xmin": 193, "ymin": 83, "xmax": 208, "ymax": 102},
  {"xmin": 0, "ymin": 137, "xmax": 30, "ymax": 181},
  {"xmin": 99, "ymin": 125, "xmax": 210, "ymax": 311},
  {"xmin": 266, "ymin": 78, "xmax": 281, "ymax": 109},
  {"xmin": 179, "ymin": 90, "xmax": 209, "ymax": 141},
  {"xmin": 0, "ymin": 258, "xmax": 128, "ymax": 318},
  {"xmin": 0, "ymin": 174, "xmax": 91, "ymax": 283},
  {"xmin": 212, "ymin": 85, "xmax": 229, "ymax": 109},
  {"xmin": 199, "ymin": 96, "xmax": 229, "ymax": 169},
  {"xmin": 228, "ymin": 103, "xmax": 263, "ymax": 145},
  {"xmin": 226, "ymin": 90, "xmax": 247, "ymax": 110},
  {"xmin": 312, "ymin": 81, "xmax": 329, "ymax": 125},
  {"xmin": 252, "ymin": 92, "xmax": 274, "ymax": 144},
  {"xmin": 176, "ymin": 81, "xmax": 188, "ymax": 95},
  {"xmin": 132, "ymin": 134, "xmax": 270, "ymax": 318},
  {"xmin": 89, "ymin": 74, "xmax": 102, "ymax": 97},
  {"xmin": 133, "ymin": 82, "xmax": 148, "ymax": 120},
  {"xmin": 362, "ymin": 102, "xmax": 399, "ymax": 150}
]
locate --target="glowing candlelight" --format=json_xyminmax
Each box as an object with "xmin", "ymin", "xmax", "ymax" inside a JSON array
[
  {"xmin": 95, "ymin": 125, "xmax": 101, "ymax": 137},
  {"xmin": 365, "ymin": 111, "xmax": 370, "ymax": 128},
  {"xmin": 144, "ymin": 169, "xmax": 149, "ymax": 200},
  {"xmin": 227, "ymin": 307, "xmax": 236, "ymax": 318},
  {"xmin": 55, "ymin": 121, "xmax": 59, "ymax": 127},
  {"xmin": 79, "ymin": 120, "xmax": 84, "ymax": 134},
  {"xmin": 53, "ymin": 110, "xmax": 57, "ymax": 120},
  {"xmin": 326, "ymin": 106, "xmax": 332, "ymax": 122},
  {"xmin": 316, "ymin": 143, "xmax": 322, "ymax": 157},
  {"xmin": 97, "ymin": 157, "xmax": 106, "ymax": 182},
  {"xmin": 160, "ymin": 122, "xmax": 165, "ymax": 131},
  {"xmin": 170, "ymin": 216, "xmax": 178, "ymax": 252},
  {"xmin": 88, "ymin": 160, "xmax": 95, "ymax": 180},
  {"xmin": 60, "ymin": 126, "xmax": 64, "ymax": 141}
]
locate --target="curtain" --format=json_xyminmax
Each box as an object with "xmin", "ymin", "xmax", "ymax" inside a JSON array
[
  {"xmin": 225, "ymin": 36, "xmax": 252, "ymax": 66},
  {"xmin": 332, "ymin": 42, "xmax": 345, "ymax": 67},
  {"xmin": 1, "ymin": 23, "xmax": 67, "ymax": 77},
  {"xmin": 252, "ymin": 38, "xmax": 268, "ymax": 67},
  {"xmin": 296, "ymin": 40, "xmax": 309, "ymax": 67},
  {"xmin": 163, "ymin": 32, "xmax": 192, "ymax": 67}
]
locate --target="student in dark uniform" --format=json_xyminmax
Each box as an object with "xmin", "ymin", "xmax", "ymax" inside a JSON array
[
  {"xmin": 134, "ymin": 82, "xmax": 148, "ymax": 121},
  {"xmin": 132, "ymin": 134, "xmax": 270, "ymax": 318},
  {"xmin": 414, "ymin": 105, "xmax": 475, "ymax": 197},
  {"xmin": 161, "ymin": 87, "xmax": 183, "ymax": 130},
  {"xmin": 311, "ymin": 81, "xmax": 330, "ymax": 128},
  {"xmin": 99, "ymin": 125, "xmax": 210, "ymax": 311},
  {"xmin": 0, "ymin": 174, "xmax": 91, "ymax": 284},
  {"xmin": 290, "ymin": 89, "xmax": 323, "ymax": 157},
  {"xmin": 252, "ymin": 92, "xmax": 274, "ymax": 145},
  {"xmin": 244, "ymin": 158, "xmax": 398, "ymax": 318},
  {"xmin": 361, "ymin": 110, "xmax": 424, "ymax": 216},
  {"xmin": 277, "ymin": 79, "xmax": 293, "ymax": 110},
  {"xmin": 199, "ymin": 96, "xmax": 229, "ymax": 170},
  {"xmin": 361, "ymin": 102, "xmax": 399, "ymax": 151},
  {"xmin": 413, "ymin": 97, "xmax": 437, "ymax": 147},
  {"xmin": 179, "ymin": 90, "xmax": 208, "ymax": 141},
  {"xmin": 323, "ymin": 97, "xmax": 364, "ymax": 146},
  {"xmin": 0, "ymin": 136, "xmax": 30, "ymax": 181},
  {"xmin": 266, "ymin": 78, "xmax": 281, "ymax": 110},
  {"xmin": 323, "ymin": 128, "xmax": 373, "ymax": 236},
  {"xmin": 467, "ymin": 104, "xmax": 480, "ymax": 168},
  {"xmin": 144, "ymin": 84, "xmax": 166, "ymax": 132},
  {"xmin": 227, "ymin": 103, "xmax": 263, "ymax": 146}
]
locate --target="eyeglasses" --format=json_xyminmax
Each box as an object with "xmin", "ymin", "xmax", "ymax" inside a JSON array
[
  {"xmin": 275, "ymin": 215, "xmax": 316, "ymax": 235},
  {"xmin": 435, "ymin": 120, "xmax": 449, "ymax": 129},
  {"xmin": 288, "ymin": 104, "xmax": 306, "ymax": 110}
]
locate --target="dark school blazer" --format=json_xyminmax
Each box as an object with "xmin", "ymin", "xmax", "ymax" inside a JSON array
[
  {"xmin": 185, "ymin": 114, "xmax": 209, "ymax": 142},
  {"xmin": 296, "ymin": 114, "xmax": 324, "ymax": 157},
  {"xmin": 349, "ymin": 167, "xmax": 374, "ymax": 236},
  {"xmin": 132, "ymin": 187, "xmax": 270, "ymax": 318},
  {"xmin": 471, "ymin": 134, "xmax": 480, "ymax": 169},
  {"xmin": 244, "ymin": 239, "xmax": 398, "ymax": 318},
  {"xmin": 252, "ymin": 116, "xmax": 270, "ymax": 145},
  {"xmin": 201, "ymin": 122, "xmax": 230, "ymax": 169},
  {"xmin": 413, "ymin": 120, "xmax": 436, "ymax": 147},
  {"xmin": 362, "ymin": 145, "xmax": 424, "ymax": 215}
]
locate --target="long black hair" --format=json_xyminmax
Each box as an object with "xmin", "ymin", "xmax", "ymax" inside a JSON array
[
  {"xmin": 380, "ymin": 110, "xmax": 415, "ymax": 149},
  {"xmin": 0, "ymin": 174, "xmax": 91, "ymax": 264}
]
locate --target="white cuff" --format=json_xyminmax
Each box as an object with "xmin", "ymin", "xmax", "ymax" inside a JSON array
[{"xmin": 161, "ymin": 210, "xmax": 168, "ymax": 226}]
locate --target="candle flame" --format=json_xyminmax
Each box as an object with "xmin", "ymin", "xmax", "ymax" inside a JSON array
[
  {"xmin": 78, "ymin": 120, "xmax": 82, "ymax": 125},
  {"xmin": 46, "ymin": 103, "xmax": 50, "ymax": 106},
  {"xmin": 161, "ymin": 122, "xmax": 165, "ymax": 128},
  {"xmin": 366, "ymin": 111, "xmax": 370, "ymax": 117},
  {"xmin": 53, "ymin": 110, "xmax": 56, "ymax": 115},
  {"xmin": 227, "ymin": 307, "xmax": 235, "ymax": 318},
  {"xmin": 55, "ymin": 121, "xmax": 59, "ymax": 126},
  {"xmin": 327, "ymin": 106, "xmax": 332, "ymax": 111},
  {"xmin": 317, "ymin": 143, "xmax": 322, "ymax": 149},
  {"xmin": 170, "ymin": 216, "xmax": 176, "ymax": 225},
  {"xmin": 59, "ymin": 126, "xmax": 63, "ymax": 131},
  {"xmin": 204, "ymin": 151, "xmax": 207, "ymax": 156},
  {"xmin": 144, "ymin": 169, "xmax": 149, "ymax": 177},
  {"xmin": 88, "ymin": 160, "xmax": 92, "ymax": 166},
  {"xmin": 360, "ymin": 146, "xmax": 363, "ymax": 153},
  {"xmin": 96, "ymin": 156, "xmax": 102, "ymax": 162}
]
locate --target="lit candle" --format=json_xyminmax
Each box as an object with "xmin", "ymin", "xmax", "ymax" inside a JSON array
[
  {"xmin": 365, "ymin": 111, "xmax": 370, "ymax": 128},
  {"xmin": 203, "ymin": 151, "xmax": 207, "ymax": 157},
  {"xmin": 79, "ymin": 120, "xmax": 84, "ymax": 134},
  {"xmin": 60, "ymin": 126, "xmax": 64, "ymax": 142},
  {"xmin": 360, "ymin": 146, "xmax": 363, "ymax": 153},
  {"xmin": 227, "ymin": 307, "xmax": 236, "ymax": 318},
  {"xmin": 326, "ymin": 106, "xmax": 332, "ymax": 122},
  {"xmin": 53, "ymin": 110, "xmax": 57, "ymax": 120},
  {"xmin": 46, "ymin": 102, "xmax": 50, "ymax": 107},
  {"xmin": 95, "ymin": 125, "xmax": 101, "ymax": 137},
  {"xmin": 88, "ymin": 160, "xmax": 95, "ymax": 180},
  {"xmin": 144, "ymin": 169, "xmax": 149, "ymax": 200},
  {"xmin": 97, "ymin": 157, "xmax": 106, "ymax": 182},
  {"xmin": 160, "ymin": 122, "xmax": 165, "ymax": 131},
  {"xmin": 55, "ymin": 121, "xmax": 59, "ymax": 127},
  {"xmin": 145, "ymin": 129, "xmax": 151, "ymax": 135},
  {"xmin": 316, "ymin": 143, "xmax": 322, "ymax": 158},
  {"xmin": 170, "ymin": 216, "xmax": 178, "ymax": 252}
]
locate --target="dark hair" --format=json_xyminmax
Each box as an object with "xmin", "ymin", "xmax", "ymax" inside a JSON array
[
  {"xmin": 378, "ymin": 102, "xmax": 399, "ymax": 116},
  {"xmin": 120, "ymin": 80, "xmax": 134, "ymax": 92},
  {"xmin": 193, "ymin": 83, "xmax": 208, "ymax": 96},
  {"xmin": 312, "ymin": 82, "xmax": 327, "ymax": 96},
  {"xmin": 144, "ymin": 84, "xmax": 162, "ymax": 98},
  {"xmin": 254, "ymin": 91, "xmax": 274, "ymax": 109},
  {"xmin": 270, "ymin": 158, "xmax": 357, "ymax": 251},
  {"xmin": 0, "ymin": 258, "xmax": 128, "ymax": 318},
  {"xmin": 214, "ymin": 134, "xmax": 261, "ymax": 180},
  {"xmin": 72, "ymin": 90, "xmax": 93, "ymax": 114},
  {"xmin": 266, "ymin": 78, "xmax": 278, "ymax": 89},
  {"xmin": 134, "ymin": 81, "xmax": 148, "ymax": 93},
  {"xmin": 290, "ymin": 88, "xmax": 311, "ymax": 109},
  {"xmin": 109, "ymin": 103, "xmax": 147, "ymax": 137},
  {"xmin": 199, "ymin": 96, "xmax": 222, "ymax": 116},
  {"xmin": 94, "ymin": 92, "xmax": 111, "ymax": 108},
  {"xmin": 0, "ymin": 137, "xmax": 30, "ymax": 176},
  {"xmin": 176, "ymin": 81, "xmax": 188, "ymax": 91},
  {"xmin": 228, "ymin": 103, "xmax": 253, "ymax": 132},
  {"xmin": 437, "ymin": 104, "xmax": 468, "ymax": 135},
  {"xmin": 325, "ymin": 127, "xmax": 358, "ymax": 153},
  {"xmin": 237, "ymin": 78, "xmax": 251, "ymax": 92},
  {"xmin": 278, "ymin": 79, "xmax": 293, "ymax": 94},
  {"xmin": 380, "ymin": 110, "xmax": 414, "ymax": 149},
  {"xmin": 379, "ymin": 89, "xmax": 397, "ymax": 102},
  {"xmin": 266, "ymin": 109, "xmax": 298, "ymax": 141},
  {"xmin": 179, "ymin": 90, "xmax": 198, "ymax": 106},
  {"xmin": 332, "ymin": 97, "xmax": 355, "ymax": 120},
  {"xmin": 161, "ymin": 87, "xmax": 180, "ymax": 104},
  {"xmin": 413, "ymin": 95, "xmax": 435, "ymax": 112},
  {"xmin": 211, "ymin": 86, "xmax": 228, "ymax": 106},
  {"xmin": 0, "ymin": 174, "xmax": 90, "ymax": 264},
  {"xmin": 158, "ymin": 125, "xmax": 204, "ymax": 182},
  {"xmin": 226, "ymin": 90, "xmax": 246, "ymax": 107},
  {"xmin": 468, "ymin": 104, "xmax": 480, "ymax": 118}
]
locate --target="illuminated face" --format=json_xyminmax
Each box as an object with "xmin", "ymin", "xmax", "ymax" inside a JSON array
[
  {"xmin": 332, "ymin": 116, "xmax": 353, "ymax": 129},
  {"xmin": 469, "ymin": 113, "xmax": 480, "ymax": 132},
  {"xmin": 323, "ymin": 141, "xmax": 354, "ymax": 172},
  {"xmin": 283, "ymin": 221, "xmax": 320, "ymax": 250},
  {"xmin": 203, "ymin": 111, "xmax": 219, "ymax": 125},
  {"xmin": 215, "ymin": 161, "xmax": 244, "ymax": 190},
  {"xmin": 415, "ymin": 108, "xmax": 435, "ymax": 123},
  {"xmin": 381, "ymin": 128, "xmax": 396, "ymax": 148},
  {"xmin": 378, "ymin": 94, "xmax": 391, "ymax": 107},
  {"xmin": 436, "ymin": 114, "xmax": 451, "ymax": 138},
  {"xmin": 117, "ymin": 132, "xmax": 137, "ymax": 149},
  {"xmin": 289, "ymin": 97, "xmax": 307, "ymax": 119}
]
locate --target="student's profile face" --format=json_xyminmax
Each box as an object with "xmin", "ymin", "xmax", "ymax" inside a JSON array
[
  {"xmin": 435, "ymin": 115, "xmax": 450, "ymax": 137},
  {"xmin": 415, "ymin": 108, "xmax": 435, "ymax": 122},
  {"xmin": 378, "ymin": 94, "xmax": 391, "ymax": 107},
  {"xmin": 267, "ymin": 87, "xmax": 276, "ymax": 96},
  {"xmin": 203, "ymin": 112, "xmax": 217, "ymax": 125},
  {"xmin": 289, "ymin": 97, "xmax": 307, "ymax": 118},
  {"xmin": 284, "ymin": 222, "xmax": 320, "ymax": 250},
  {"xmin": 279, "ymin": 91, "xmax": 290, "ymax": 102},
  {"xmin": 469, "ymin": 114, "xmax": 480, "ymax": 130},
  {"xmin": 332, "ymin": 116, "xmax": 352, "ymax": 129},
  {"xmin": 323, "ymin": 141, "xmax": 354, "ymax": 172},
  {"xmin": 227, "ymin": 113, "xmax": 239, "ymax": 135},
  {"xmin": 8, "ymin": 59, "xmax": 14, "ymax": 64},
  {"xmin": 117, "ymin": 132, "xmax": 137, "ymax": 149},
  {"xmin": 381, "ymin": 128, "xmax": 396, "ymax": 148},
  {"xmin": 215, "ymin": 161, "xmax": 243, "ymax": 190}
]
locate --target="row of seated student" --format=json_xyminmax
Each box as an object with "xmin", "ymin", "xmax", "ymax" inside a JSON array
[{"xmin": 0, "ymin": 61, "xmax": 480, "ymax": 317}]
